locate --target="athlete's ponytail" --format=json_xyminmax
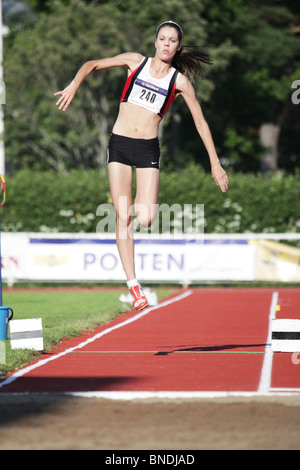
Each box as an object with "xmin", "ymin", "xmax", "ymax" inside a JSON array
[{"xmin": 156, "ymin": 21, "xmax": 213, "ymax": 82}]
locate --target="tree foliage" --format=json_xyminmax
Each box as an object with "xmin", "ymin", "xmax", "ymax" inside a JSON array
[{"xmin": 200, "ymin": 0, "xmax": 300, "ymax": 172}]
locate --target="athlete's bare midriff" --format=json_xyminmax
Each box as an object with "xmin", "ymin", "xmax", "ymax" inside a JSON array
[{"xmin": 112, "ymin": 102, "xmax": 161, "ymax": 139}]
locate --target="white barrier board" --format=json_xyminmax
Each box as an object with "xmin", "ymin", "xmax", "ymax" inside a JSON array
[
  {"xmin": 2, "ymin": 233, "xmax": 300, "ymax": 284},
  {"xmin": 1, "ymin": 233, "xmax": 255, "ymax": 283}
]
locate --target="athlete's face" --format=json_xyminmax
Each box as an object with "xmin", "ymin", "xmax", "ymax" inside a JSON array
[{"xmin": 155, "ymin": 26, "xmax": 181, "ymax": 61}]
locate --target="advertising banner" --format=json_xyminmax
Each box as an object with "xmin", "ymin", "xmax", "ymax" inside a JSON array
[
  {"xmin": 1, "ymin": 233, "xmax": 254, "ymax": 284},
  {"xmin": 1, "ymin": 233, "xmax": 298, "ymax": 284}
]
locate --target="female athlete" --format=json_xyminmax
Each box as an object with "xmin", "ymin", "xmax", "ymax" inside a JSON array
[{"xmin": 55, "ymin": 21, "xmax": 229, "ymax": 311}]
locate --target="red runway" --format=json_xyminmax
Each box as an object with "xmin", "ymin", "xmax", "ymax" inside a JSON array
[{"xmin": 0, "ymin": 288, "xmax": 299, "ymax": 396}]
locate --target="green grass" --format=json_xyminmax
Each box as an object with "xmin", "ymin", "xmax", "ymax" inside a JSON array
[{"xmin": 0, "ymin": 288, "xmax": 173, "ymax": 377}]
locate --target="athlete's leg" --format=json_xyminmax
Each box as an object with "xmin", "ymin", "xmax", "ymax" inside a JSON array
[
  {"xmin": 135, "ymin": 167, "xmax": 160, "ymax": 228},
  {"xmin": 108, "ymin": 162, "xmax": 136, "ymax": 281},
  {"xmin": 126, "ymin": 167, "xmax": 159, "ymax": 311}
]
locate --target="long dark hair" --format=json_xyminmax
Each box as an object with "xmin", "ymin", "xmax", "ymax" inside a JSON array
[{"xmin": 156, "ymin": 21, "xmax": 213, "ymax": 82}]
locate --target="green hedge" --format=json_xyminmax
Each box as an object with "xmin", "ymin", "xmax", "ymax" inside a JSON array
[{"xmin": 1, "ymin": 165, "xmax": 299, "ymax": 234}]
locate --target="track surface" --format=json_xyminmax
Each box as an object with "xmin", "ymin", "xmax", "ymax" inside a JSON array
[{"xmin": 1, "ymin": 287, "xmax": 299, "ymax": 396}]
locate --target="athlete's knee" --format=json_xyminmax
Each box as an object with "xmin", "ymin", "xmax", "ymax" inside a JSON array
[
  {"xmin": 113, "ymin": 196, "xmax": 134, "ymax": 227},
  {"xmin": 117, "ymin": 211, "xmax": 134, "ymax": 228},
  {"xmin": 135, "ymin": 202, "xmax": 157, "ymax": 228},
  {"xmin": 137, "ymin": 213, "xmax": 153, "ymax": 228}
]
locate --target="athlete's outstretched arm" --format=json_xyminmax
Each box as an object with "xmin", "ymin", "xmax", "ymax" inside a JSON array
[
  {"xmin": 178, "ymin": 75, "xmax": 229, "ymax": 192},
  {"xmin": 54, "ymin": 52, "xmax": 143, "ymax": 111}
]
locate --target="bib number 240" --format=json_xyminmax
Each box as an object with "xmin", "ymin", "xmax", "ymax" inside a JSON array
[{"xmin": 140, "ymin": 89, "xmax": 157, "ymax": 103}]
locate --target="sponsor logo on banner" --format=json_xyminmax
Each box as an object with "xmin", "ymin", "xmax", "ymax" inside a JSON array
[{"xmin": 252, "ymin": 239, "xmax": 300, "ymax": 282}]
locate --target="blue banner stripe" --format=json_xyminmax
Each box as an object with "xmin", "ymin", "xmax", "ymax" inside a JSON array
[{"xmin": 30, "ymin": 238, "xmax": 248, "ymax": 245}]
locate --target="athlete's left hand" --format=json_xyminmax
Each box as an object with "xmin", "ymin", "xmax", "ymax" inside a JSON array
[{"xmin": 211, "ymin": 162, "xmax": 229, "ymax": 192}]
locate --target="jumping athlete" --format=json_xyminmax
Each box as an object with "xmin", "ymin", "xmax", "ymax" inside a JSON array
[{"xmin": 54, "ymin": 21, "xmax": 229, "ymax": 311}]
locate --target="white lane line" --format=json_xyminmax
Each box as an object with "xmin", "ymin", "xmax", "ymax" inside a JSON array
[
  {"xmin": 257, "ymin": 291, "xmax": 278, "ymax": 394},
  {"xmin": 65, "ymin": 390, "xmax": 299, "ymax": 399},
  {"xmin": 0, "ymin": 290, "xmax": 193, "ymax": 390}
]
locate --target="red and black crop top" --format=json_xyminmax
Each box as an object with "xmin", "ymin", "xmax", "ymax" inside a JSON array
[{"xmin": 120, "ymin": 57, "xmax": 179, "ymax": 119}]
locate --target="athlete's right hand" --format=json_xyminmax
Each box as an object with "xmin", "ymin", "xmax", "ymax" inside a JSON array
[{"xmin": 54, "ymin": 81, "xmax": 77, "ymax": 111}]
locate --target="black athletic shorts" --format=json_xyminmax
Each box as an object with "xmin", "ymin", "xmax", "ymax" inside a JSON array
[{"xmin": 107, "ymin": 133, "xmax": 161, "ymax": 169}]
